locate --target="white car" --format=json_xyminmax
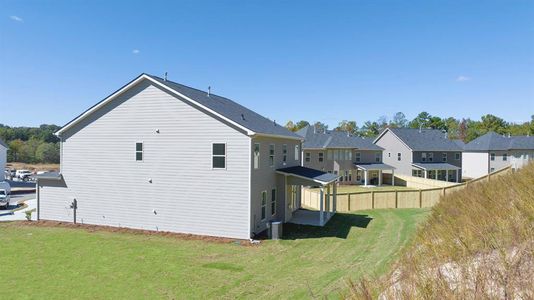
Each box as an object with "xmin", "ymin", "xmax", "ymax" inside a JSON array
[
  {"xmin": 15, "ymin": 170, "xmax": 33, "ymax": 181},
  {"xmin": 0, "ymin": 181, "xmax": 11, "ymax": 209}
]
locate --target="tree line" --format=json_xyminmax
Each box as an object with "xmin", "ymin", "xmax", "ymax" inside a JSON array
[
  {"xmin": 0, "ymin": 124, "xmax": 61, "ymax": 164},
  {"xmin": 285, "ymin": 112, "xmax": 534, "ymax": 142}
]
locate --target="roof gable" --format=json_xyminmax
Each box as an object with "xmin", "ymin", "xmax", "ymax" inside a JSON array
[
  {"xmin": 377, "ymin": 128, "xmax": 462, "ymax": 152},
  {"xmin": 57, "ymin": 74, "xmax": 301, "ymax": 140}
]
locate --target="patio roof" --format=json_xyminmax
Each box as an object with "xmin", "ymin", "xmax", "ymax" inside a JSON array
[
  {"xmin": 354, "ymin": 163, "xmax": 395, "ymax": 171},
  {"xmin": 276, "ymin": 166, "xmax": 339, "ymax": 185},
  {"xmin": 412, "ymin": 163, "xmax": 460, "ymax": 171}
]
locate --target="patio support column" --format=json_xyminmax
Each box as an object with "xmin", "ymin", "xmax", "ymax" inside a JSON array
[
  {"xmin": 326, "ymin": 184, "xmax": 331, "ymax": 218},
  {"xmin": 333, "ymin": 182, "xmax": 337, "ymax": 213},
  {"xmin": 364, "ymin": 170, "xmax": 368, "ymax": 186},
  {"xmin": 456, "ymin": 170, "xmax": 459, "ymax": 183},
  {"xmin": 378, "ymin": 170, "xmax": 382, "ymax": 186},
  {"xmin": 392, "ymin": 170, "xmax": 395, "ymax": 186},
  {"xmin": 319, "ymin": 186, "xmax": 324, "ymax": 226},
  {"xmin": 445, "ymin": 170, "xmax": 449, "ymax": 182},
  {"xmin": 424, "ymin": 170, "xmax": 428, "ymax": 178},
  {"xmin": 435, "ymin": 170, "xmax": 438, "ymax": 180}
]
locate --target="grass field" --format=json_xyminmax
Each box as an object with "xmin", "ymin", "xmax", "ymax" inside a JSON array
[
  {"xmin": 6, "ymin": 162, "xmax": 60, "ymax": 172},
  {"xmin": 0, "ymin": 209, "xmax": 429, "ymax": 299}
]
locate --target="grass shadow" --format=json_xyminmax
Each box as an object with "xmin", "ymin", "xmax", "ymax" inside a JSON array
[{"xmin": 282, "ymin": 213, "xmax": 373, "ymax": 240}]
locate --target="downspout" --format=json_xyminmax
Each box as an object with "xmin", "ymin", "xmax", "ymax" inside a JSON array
[{"xmin": 36, "ymin": 178, "xmax": 40, "ymax": 220}]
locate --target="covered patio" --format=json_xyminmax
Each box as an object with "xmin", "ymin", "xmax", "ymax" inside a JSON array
[
  {"xmin": 412, "ymin": 163, "xmax": 461, "ymax": 182},
  {"xmin": 354, "ymin": 163, "xmax": 396, "ymax": 186},
  {"xmin": 276, "ymin": 166, "xmax": 339, "ymax": 227}
]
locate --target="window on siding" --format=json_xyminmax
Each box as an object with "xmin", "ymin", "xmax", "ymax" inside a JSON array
[
  {"xmin": 318, "ymin": 152, "xmax": 324, "ymax": 162},
  {"xmin": 503, "ymin": 153, "xmax": 508, "ymax": 161},
  {"xmin": 305, "ymin": 152, "xmax": 311, "ymax": 162},
  {"xmin": 455, "ymin": 153, "xmax": 461, "ymax": 160},
  {"xmin": 355, "ymin": 152, "xmax": 361, "ymax": 162},
  {"xmin": 271, "ymin": 188, "xmax": 276, "ymax": 216},
  {"xmin": 490, "ymin": 167, "xmax": 495, "ymax": 172},
  {"xmin": 397, "ymin": 153, "xmax": 401, "ymax": 161},
  {"xmin": 253, "ymin": 143, "xmax": 260, "ymax": 169},
  {"xmin": 212, "ymin": 143, "xmax": 226, "ymax": 169},
  {"xmin": 269, "ymin": 144, "xmax": 275, "ymax": 166},
  {"xmin": 294, "ymin": 145, "xmax": 299, "ymax": 161},
  {"xmin": 375, "ymin": 153, "xmax": 381, "ymax": 162},
  {"xmin": 388, "ymin": 152, "xmax": 391, "ymax": 158},
  {"xmin": 490, "ymin": 153, "xmax": 495, "ymax": 161},
  {"xmin": 421, "ymin": 152, "xmax": 427, "ymax": 162},
  {"xmin": 282, "ymin": 144, "xmax": 287, "ymax": 163},
  {"xmin": 135, "ymin": 142, "xmax": 143, "ymax": 161},
  {"xmin": 261, "ymin": 191, "xmax": 267, "ymax": 221},
  {"xmin": 428, "ymin": 153, "xmax": 434, "ymax": 162},
  {"xmin": 442, "ymin": 153, "xmax": 447, "ymax": 162}
]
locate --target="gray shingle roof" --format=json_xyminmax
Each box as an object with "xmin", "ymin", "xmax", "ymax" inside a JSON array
[
  {"xmin": 354, "ymin": 163, "xmax": 395, "ymax": 170},
  {"xmin": 386, "ymin": 128, "xmax": 463, "ymax": 151},
  {"xmin": 276, "ymin": 166, "xmax": 339, "ymax": 184},
  {"xmin": 0, "ymin": 138, "xmax": 7, "ymax": 148},
  {"xmin": 147, "ymin": 74, "xmax": 301, "ymax": 139},
  {"xmin": 464, "ymin": 132, "xmax": 534, "ymax": 151},
  {"xmin": 412, "ymin": 163, "xmax": 461, "ymax": 170},
  {"xmin": 296, "ymin": 126, "xmax": 382, "ymax": 150}
]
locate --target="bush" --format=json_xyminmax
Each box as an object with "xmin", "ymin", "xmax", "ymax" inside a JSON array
[{"xmin": 25, "ymin": 210, "xmax": 33, "ymax": 221}]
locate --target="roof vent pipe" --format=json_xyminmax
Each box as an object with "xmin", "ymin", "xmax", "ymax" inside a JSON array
[
  {"xmin": 313, "ymin": 126, "xmax": 316, "ymax": 134},
  {"xmin": 164, "ymin": 72, "xmax": 168, "ymax": 81},
  {"xmin": 419, "ymin": 124, "xmax": 422, "ymax": 133},
  {"xmin": 207, "ymin": 86, "xmax": 211, "ymax": 97},
  {"xmin": 241, "ymin": 114, "xmax": 245, "ymax": 121}
]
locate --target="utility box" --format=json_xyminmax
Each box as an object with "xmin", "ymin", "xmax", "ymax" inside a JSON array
[{"xmin": 271, "ymin": 221, "xmax": 282, "ymax": 240}]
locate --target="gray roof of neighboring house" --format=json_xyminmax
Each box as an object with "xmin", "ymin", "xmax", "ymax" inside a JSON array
[
  {"xmin": 452, "ymin": 139, "xmax": 466, "ymax": 149},
  {"xmin": 384, "ymin": 128, "xmax": 463, "ymax": 151},
  {"xmin": 354, "ymin": 163, "xmax": 395, "ymax": 170},
  {"xmin": 276, "ymin": 166, "xmax": 339, "ymax": 184},
  {"xmin": 412, "ymin": 162, "xmax": 461, "ymax": 170},
  {"xmin": 0, "ymin": 138, "xmax": 7, "ymax": 148},
  {"xmin": 296, "ymin": 126, "xmax": 382, "ymax": 150},
  {"xmin": 464, "ymin": 132, "xmax": 534, "ymax": 151},
  {"xmin": 147, "ymin": 74, "xmax": 301, "ymax": 139}
]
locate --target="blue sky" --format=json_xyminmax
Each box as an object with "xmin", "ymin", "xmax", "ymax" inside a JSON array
[{"xmin": 1, "ymin": 0, "xmax": 533, "ymax": 128}]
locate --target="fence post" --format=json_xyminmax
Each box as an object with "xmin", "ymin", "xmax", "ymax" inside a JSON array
[
  {"xmin": 348, "ymin": 194, "xmax": 351, "ymax": 211},
  {"xmin": 395, "ymin": 191, "xmax": 398, "ymax": 208},
  {"xmin": 419, "ymin": 189, "xmax": 422, "ymax": 208},
  {"xmin": 371, "ymin": 191, "xmax": 375, "ymax": 209},
  {"xmin": 442, "ymin": 188, "xmax": 446, "ymax": 197}
]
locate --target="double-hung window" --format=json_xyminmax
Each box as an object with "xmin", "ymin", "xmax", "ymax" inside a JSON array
[
  {"xmin": 490, "ymin": 153, "xmax": 495, "ymax": 161},
  {"xmin": 253, "ymin": 143, "xmax": 260, "ymax": 169},
  {"xmin": 305, "ymin": 152, "xmax": 311, "ymax": 162},
  {"xmin": 455, "ymin": 153, "xmax": 461, "ymax": 160},
  {"xmin": 503, "ymin": 153, "xmax": 508, "ymax": 161},
  {"xmin": 442, "ymin": 153, "xmax": 447, "ymax": 162},
  {"xmin": 428, "ymin": 153, "xmax": 434, "ymax": 162},
  {"xmin": 261, "ymin": 191, "xmax": 267, "ymax": 221},
  {"xmin": 421, "ymin": 152, "xmax": 427, "ymax": 162},
  {"xmin": 271, "ymin": 189, "xmax": 276, "ymax": 216},
  {"xmin": 135, "ymin": 142, "xmax": 143, "ymax": 161},
  {"xmin": 318, "ymin": 152, "xmax": 324, "ymax": 162},
  {"xmin": 397, "ymin": 153, "xmax": 402, "ymax": 161},
  {"xmin": 375, "ymin": 153, "xmax": 381, "ymax": 162},
  {"xmin": 294, "ymin": 145, "xmax": 299, "ymax": 161},
  {"xmin": 355, "ymin": 152, "xmax": 361, "ymax": 162},
  {"xmin": 212, "ymin": 143, "xmax": 226, "ymax": 169},
  {"xmin": 282, "ymin": 144, "xmax": 287, "ymax": 163},
  {"xmin": 269, "ymin": 144, "xmax": 275, "ymax": 166}
]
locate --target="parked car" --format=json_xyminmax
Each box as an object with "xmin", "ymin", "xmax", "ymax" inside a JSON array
[
  {"xmin": 0, "ymin": 181, "xmax": 11, "ymax": 209},
  {"xmin": 15, "ymin": 170, "xmax": 33, "ymax": 181}
]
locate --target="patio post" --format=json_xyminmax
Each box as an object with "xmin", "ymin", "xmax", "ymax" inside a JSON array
[
  {"xmin": 445, "ymin": 170, "xmax": 449, "ymax": 182},
  {"xmin": 424, "ymin": 170, "xmax": 428, "ymax": 178},
  {"xmin": 378, "ymin": 170, "xmax": 382, "ymax": 186},
  {"xmin": 319, "ymin": 186, "xmax": 324, "ymax": 226},
  {"xmin": 333, "ymin": 182, "xmax": 337, "ymax": 213},
  {"xmin": 435, "ymin": 170, "xmax": 438, "ymax": 180},
  {"xmin": 456, "ymin": 170, "xmax": 459, "ymax": 183},
  {"xmin": 392, "ymin": 170, "xmax": 395, "ymax": 186},
  {"xmin": 326, "ymin": 184, "xmax": 331, "ymax": 218},
  {"xmin": 364, "ymin": 170, "xmax": 368, "ymax": 186}
]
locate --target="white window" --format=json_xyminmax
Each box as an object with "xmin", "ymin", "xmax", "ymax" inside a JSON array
[
  {"xmin": 261, "ymin": 191, "xmax": 267, "ymax": 221},
  {"xmin": 271, "ymin": 188, "xmax": 276, "ymax": 216},
  {"xmin": 490, "ymin": 153, "xmax": 495, "ymax": 161},
  {"xmin": 344, "ymin": 170, "xmax": 349, "ymax": 182},
  {"xmin": 356, "ymin": 170, "xmax": 362, "ymax": 181},
  {"xmin": 375, "ymin": 153, "xmax": 381, "ymax": 162},
  {"xmin": 135, "ymin": 142, "xmax": 143, "ymax": 161},
  {"xmin": 282, "ymin": 144, "xmax": 287, "ymax": 163},
  {"xmin": 388, "ymin": 152, "xmax": 391, "ymax": 157},
  {"xmin": 212, "ymin": 143, "xmax": 226, "ymax": 169},
  {"xmin": 318, "ymin": 152, "xmax": 324, "ymax": 162},
  {"xmin": 503, "ymin": 153, "xmax": 508, "ymax": 161},
  {"xmin": 455, "ymin": 153, "xmax": 460, "ymax": 160},
  {"xmin": 421, "ymin": 153, "xmax": 427, "ymax": 162},
  {"xmin": 269, "ymin": 144, "xmax": 275, "ymax": 166},
  {"xmin": 305, "ymin": 152, "xmax": 311, "ymax": 162},
  {"xmin": 355, "ymin": 152, "xmax": 361, "ymax": 162},
  {"xmin": 428, "ymin": 153, "xmax": 434, "ymax": 162},
  {"xmin": 294, "ymin": 145, "xmax": 299, "ymax": 161},
  {"xmin": 490, "ymin": 167, "xmax": 495, "ymax": 172},
  {"xmin": 254, "ymin": 143, "xmax": 260, "ymax": 169},
  {"xmin": 412, "ymin": 169, "xmax": 423, "ymax": 177},
  {"xmin": 397, "ymin": 153, "xmax": 402, "ymax": 161},
  {"xmin": 442, "ymin": 153, "xmax": 447, "ymax": 162}
]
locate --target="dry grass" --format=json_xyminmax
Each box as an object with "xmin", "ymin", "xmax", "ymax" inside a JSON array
[
  {"xmin": 348, "ymin": 163, "xmax": 534, "ymax": 299},
  {"xmin": 6, "ymin": 162, "xmax": 59, "ymax": 172}
]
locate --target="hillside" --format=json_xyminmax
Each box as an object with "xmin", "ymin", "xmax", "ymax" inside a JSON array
[{"xmin": 350, "ymin": 163, "xmax": 534, "ymax": 299}]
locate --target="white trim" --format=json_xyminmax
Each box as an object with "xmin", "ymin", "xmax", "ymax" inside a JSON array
[
  {"xmin": 251, "ymin": 133, "xmax": 303, "ymax": 141},
  {"xmin": 269, "ymin": 144, "xmax": 275, "ymax": 167},
  {"xmin": 211, "ymin": 142, "xmax": 227, "ymax": 170},
  {"xmin": 275, "ymin": 170, "xmax": 338, "ymax": 185},
  {"xmin": 260, "ymin": 190, "xmax": 267, "ymax": 221},
  {"xmin": 253, "ymin": 142, "xmax": 260, "ymax": 169}
]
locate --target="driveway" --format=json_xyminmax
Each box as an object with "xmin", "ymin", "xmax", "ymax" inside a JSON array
[{"xmin": 0, "ymin": 193, "xmax": 37, "ymax": 221}]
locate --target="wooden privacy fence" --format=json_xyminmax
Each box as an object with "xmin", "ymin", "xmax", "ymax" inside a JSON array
[{"xmin": 302, "ymin": 166, "xmax": 512, "ymax": 212}]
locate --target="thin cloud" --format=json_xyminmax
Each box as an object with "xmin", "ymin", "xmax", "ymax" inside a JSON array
[
  {"xmin": 9, "ymin": 15, "xmax": 23, "ymax": 22},
  {"xmin": 456, "ymin": 75, "xmax": 471, "ymax": 82},
  {"xmin": 132, "ymin": 49, "xmax": 140, "ymax": 54}
]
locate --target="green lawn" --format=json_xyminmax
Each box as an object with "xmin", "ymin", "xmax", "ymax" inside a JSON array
[
  {"xmin": 0, "ymin": 209, "xmax": 429, "ymax": 299},
  {"xmin": 313, "ymin": 185, "xmax": 416, "ymax": 194}
]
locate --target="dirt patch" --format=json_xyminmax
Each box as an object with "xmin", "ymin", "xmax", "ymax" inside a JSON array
[{"xmin": 12, "ymin": 220, "xmax": 258, "ymax": 246}]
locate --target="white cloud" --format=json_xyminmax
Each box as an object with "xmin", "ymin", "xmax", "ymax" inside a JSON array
[
  {"xmin": 132, "ymin": 49, "xmax": 140, "ymax": 54},
  {"xmin": 10, "ymin": 15, "xmax": 23, "ymax": 22},
  {"xmin": 456, "ymin": 75, "xmax": 471, "ymax": 82}
]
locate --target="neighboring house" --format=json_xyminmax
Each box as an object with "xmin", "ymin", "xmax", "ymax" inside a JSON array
[
  {"xmin": 37, "ymin": 73, "xmax": 337, "ymax": 239},
  {"xmin": 296, "ymin": 126, "xmax": 394, "ymax": 186},
  {"xmin": 462, "ymin": 132, "xmax": 534, "ymax": 178},
  {"xmin": 374, "ymin": 128, "xmax": 463, "ymax": 182},
  {"xmin": 0, "ymin": 139, "xmax": 6, "ymax": 180}
]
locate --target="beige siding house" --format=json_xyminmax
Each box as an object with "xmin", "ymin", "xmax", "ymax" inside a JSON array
[
  {"xmin": 462, "ymin": 132, "xmax": 534, "ymax": 178},
  {"xmin": 296, "ymin": 126, "xmax": 393, "ymax": 186},
  {"xmin": 37, "ymin": 74, "xmax": 337, "ymax": 239},
  {"xmin": 374, "ymin": 128, "xmax": 463, "ymax": 182}
]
